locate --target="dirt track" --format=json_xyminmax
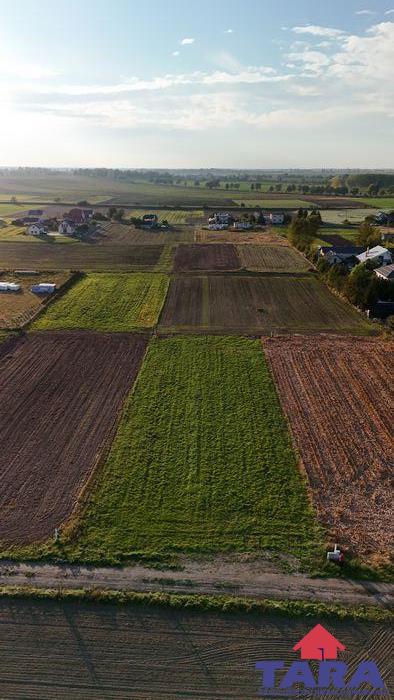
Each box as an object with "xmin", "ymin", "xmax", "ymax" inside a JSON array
[
  {"xmin": 0, "ymin": 555, "xmax": 392, "ymax": 608},
  {"xmin": 0, "ymin": 331, "xmax": 148, "ymax": 544}
]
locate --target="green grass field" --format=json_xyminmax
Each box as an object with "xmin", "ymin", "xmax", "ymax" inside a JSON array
[
  {"xmin": 359, "ymin": 198, "xmax": 394, "ymax": 208},
  {"xmin": 0, "ymin": 204, "xmax": 32, "ymax": 216},
  {"xmin": 320, "ymin": 208, "xmax": 379, "ymax": 225},
  {"xmin": 68, "ymin": 336, "xmax": 321, "ymax": 563},
  {"xmin": 32, "ymin": 273, "xmax": 169, "ymax": 331}
]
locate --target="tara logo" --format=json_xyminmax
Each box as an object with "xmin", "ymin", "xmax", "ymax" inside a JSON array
[{"xmin": 255, "ymin": 624, "xmax": 389, "ymax": 697}]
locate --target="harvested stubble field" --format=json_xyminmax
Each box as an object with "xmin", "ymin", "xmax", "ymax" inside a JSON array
[
  {"xmin": 0, "ymin": 331, "xmax": 148, "ymax": 545},
  {"xmin": 264, "ymin": 336, "xmax": 394, "ymax": 563},
  {"xmin": 33, "ymin": 273, "xmax": 169, "ymax": 331},
  {"xmin": 0, "ymin": 242, "xmax": 163, "ymax": 270},
  {"xmin": 174, "ymin": 244, "xmax": 240, "ymax": 271},
  {"xmin": 0, "ymin": 271, "xmax": 71, "ymax": 329},
  {"xmin": 69, "ymin": 336, "xmax": 319, "ymax": 562},
  {"xmin": 238, "ymin": 245, "xmax": 311, "ymax": 272},
  {"xmin": 98, "ymin": 220, "xmax": 194, "ymax": 245},
  {"xmin": 0, "ymin": 598, "xmax": 391, "ymax": 700},
  {"xmin": 159, "ymin": 275, "xmax": 372, "ymax": 335}
]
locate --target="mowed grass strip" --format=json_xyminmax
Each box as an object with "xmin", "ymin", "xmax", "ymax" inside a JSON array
[
  {"xmin": 33, "ymin": 273, "xmax": 169, "ymax": 331},
  {"xmin": 70, "ymin": 336, "xmax": 320, "ymax": 562}
]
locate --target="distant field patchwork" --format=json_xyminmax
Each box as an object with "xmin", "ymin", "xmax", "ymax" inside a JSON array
[
  {"xmin": 69, "ymin": 336, "xmax": 319, "ymax": 561},
  {"xmin": 98, "ymin": 221, "xmax": 194, "ymax": 245},
  {"xmin": 159, "ymin": 274, "xmax": 373, "ymax": 334},
  {"xmin": 33, "ymin": 273, "xmax": 169, "ymax": 331}
]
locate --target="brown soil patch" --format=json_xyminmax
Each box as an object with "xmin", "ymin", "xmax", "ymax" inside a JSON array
[
  {"xmin": 0, "ymin": 331, "xmax": 148, "ymax": 545},
  {"xmin": 263, "ymin": 335, "xmax": 394, "ymax": 562}
]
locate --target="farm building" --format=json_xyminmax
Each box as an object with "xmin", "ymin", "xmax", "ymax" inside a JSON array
[
  {"xmin": 0, "ymin": 282, "xmax": 21, "ymax": 292},
  {"xmin": 58, "ymin": 219, "xmax": 76, "ymax": 235},
  {"xmin": 381, "ymin": 232, "xmax": 394, "ymax": 243},
  {"xmin": 318, "ymin": 246, "xmax": 363, "ymax": 269},
  {"xmin": 356, "ymin": 245, "xmax": 392, "ymax": 266},
  {"xmin": 28, "ymin": 209, "xmax": 44, "ymax": 217},
  {"xmin": 27, "ymin": 223, "xmax": 47, "ymax": 237},
  {"xmin": 374, "ymin": 263, "xmax": 394, "ymax": 281},
  {"xmin": 375, "ymin": 211, "xmax": 394, "ymax": 226},
  {"xmin": 31, "ymin": 283, "xmax": 57, "ymax": 294}
]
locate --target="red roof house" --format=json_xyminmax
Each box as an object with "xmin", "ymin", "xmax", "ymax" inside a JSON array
[
  {"xmin": 66, "ymin": 208, "xmax": 93, "ymax": 224},
  {"xmin": 293, "ymin": 624, "xmax": 346, "ymax": 661}
]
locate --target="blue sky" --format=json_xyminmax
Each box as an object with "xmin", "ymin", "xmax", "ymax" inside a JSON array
[{"xmin": 0, "ymin": 0, "xmax": 393, "ymax": 167}]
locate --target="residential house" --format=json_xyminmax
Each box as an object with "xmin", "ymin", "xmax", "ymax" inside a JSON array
[
  {"xmin": 267, "ymin": 212, "xmax": 285, "ymax": 225},
  {"xmin": 318, "ymin": 246, "xmax": 363, "ymax": 269},
  {"xmin": 66, "ymin": 208, "xmax": 93, "ymax": 225},
  {"xmin": 208, "ymin": 212, "xmax": 233, "ymax": 226},
  {"xmin": 381, "ymin": 232, "xmax": 394, "ymax": 244},
  {"xmin": 375, "ymin": 211, "xmax": 394, "ymax": 226},
  {"xmin": 356, "ymin": 245, "xmax": 392, "ymax": 267},
  {"xmin": 374, "ymin": 263, "xmax": 394, "ymax": 281},
  {"xmin": 27, "ymin": 223, "xmax": 47, "ymax": 237},
  {"xmin": 58, "ymin": 219, "xmax": 76, "ymax": 235}
]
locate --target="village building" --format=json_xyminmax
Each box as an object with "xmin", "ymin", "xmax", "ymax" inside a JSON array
[
  {"xmin": 356, "ymin": 245, "xmax": 392, "ymax": 266},
  {"xmin": 374, "ymin": 263, "xmax": 394, "ymax": 281},
  {"xmin": 233, "ymin": 220, "xmax": 252, "ymax": 230},
  {"xmin": 27, "ymin": 223, "xmax": 47, "ymax": 237},
  {"xmin": 267, "ymin": 212, "xmax": 285, "ymax": 225},
  {"xmin": 66, "ymin": 208, "xmax": 93, "ymax": 225},
  {"xmin": 58, "ymin": 219, "xmax": 76, "ymax": 235},
  {"xmin": 208, "ymin": 212, "xmax": 233, "ymax": 226},
  {"xmin": 318, "ymin": 246, "xmax": 363, "ymax": 269}
]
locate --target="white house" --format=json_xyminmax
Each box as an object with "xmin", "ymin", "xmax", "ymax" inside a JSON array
[
  {"xmin": 27, "ymin": 223, "xmax": 47, "ymax": 237},
  {"xmin": 58, "ymin": 220, "xmax": 76, "ymax": 235},
  {"xmin": 208, "ymin": 211, "xmax": 233, "ymax": 226},
  {"xmin": 268, "ymin": 212, "xmax": 285, "ymax": 225},
  {"xmin": 374, "ymin": 263, "xmax": 394, "ymax": 281},
  {"xmin": 356, "ymin": 246, "xmax": 392, "ymax": 266}
]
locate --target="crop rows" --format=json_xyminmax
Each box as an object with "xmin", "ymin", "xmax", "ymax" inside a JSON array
[
  {"xmin": 0, "ymin": 331, "xmax": 148, "ymax": 545},
  {"xmin": 264, "ymin": 335, "xmax": 394, "ymax": 561}
]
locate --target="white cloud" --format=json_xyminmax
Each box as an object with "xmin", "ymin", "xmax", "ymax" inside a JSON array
[
  {"xmin": 180, "ymin": 37, "xmax": 194, "ymax": 45},
  {"xmin": 291, "ymin": 25, "xmax": 346, "ymax": 38},
  {"xmin": 355, "ymin": 9, "xmax": 377, "ymax": 15},
  {"xmin": 172, "ymin": 51, "xmax": 180, "ymax": 57},
  {"xmin": 224, "ymin": 28, "xmax": 234, "ymax": 33},
  {"xmin": 384, "ymin": 8, "xmax": 394, "ymax": 13},
  {"xmin": 315, "ymin": 41, "xmax": 331, "ymax": 48},
  {"xmin": 287, "ymin": 50, "xmax": 331, "ymax": 75}
]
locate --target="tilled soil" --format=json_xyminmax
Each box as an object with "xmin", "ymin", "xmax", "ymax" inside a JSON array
[
  {"xmin": 174, "ymin": 244, "xmax": 240, "ymax": 271},
  {"xmin": 263, "ymin": 335, "xmax": 394, "ymax": 562},
  {"xmin": 0, "ymin": 331, "xmax": 148, "ymax": 544}
]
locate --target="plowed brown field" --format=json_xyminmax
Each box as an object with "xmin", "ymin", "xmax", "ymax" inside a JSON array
[
  {"xmin": 263, "ymin": 336, "xmax": 394, "ymax": 562},
  {"xmin": 174, "ymin": 244, "xmax": 240, "ymax": 271},
  {"xmin": 0, "ymin": 331, "xmax": 148, "ymax": 545}
]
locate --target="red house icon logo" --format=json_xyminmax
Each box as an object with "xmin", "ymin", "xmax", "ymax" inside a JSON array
[{"xmin": 293, "ymin": 624, "xmax": 346, "ymax": 661}]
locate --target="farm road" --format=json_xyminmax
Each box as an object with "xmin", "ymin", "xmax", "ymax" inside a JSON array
[{"xmin": 0, "ymin": 556, "xmax": 392, "ymax": 608}]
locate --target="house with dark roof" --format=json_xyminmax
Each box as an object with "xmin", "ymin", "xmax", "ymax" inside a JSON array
[
  {"xmin": 318, "ymin": 245, "xmax": 363, "ymax": 269},
  {"xmin": 66, "ymin": 208, "xmax": 93, "ymax": 224}
]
